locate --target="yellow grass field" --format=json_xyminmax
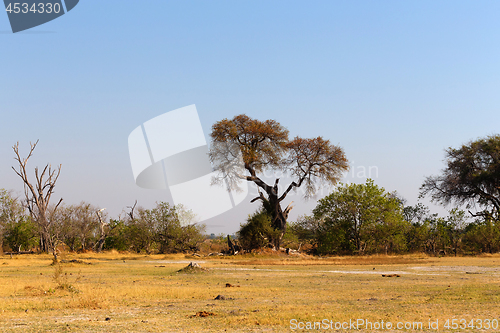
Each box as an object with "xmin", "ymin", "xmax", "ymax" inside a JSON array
[{"xmin": 0, "ymin": 252, "xmax": 499, "ymax": 332}]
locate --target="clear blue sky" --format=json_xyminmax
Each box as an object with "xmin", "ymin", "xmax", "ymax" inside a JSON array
[{"xmin": 1, "ymin": 1, "xmax": 499, "ymax": 233}]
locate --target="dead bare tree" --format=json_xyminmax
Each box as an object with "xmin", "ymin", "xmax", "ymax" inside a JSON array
[
  {"xmin": 12, "ymin": 141, "xmax": 63, "ymax": 259},
  {"xmin": 127, "ymin": 200, "xmax": 137, "ymax": 221},
  {"xmin": 95, "ymin": 208, "xmax": 107, "ymax": 253}
]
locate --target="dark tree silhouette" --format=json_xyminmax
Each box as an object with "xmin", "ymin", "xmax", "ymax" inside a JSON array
[{"xmin": 420, "ymin": 134, "xmax": 500, "ymax": 222}]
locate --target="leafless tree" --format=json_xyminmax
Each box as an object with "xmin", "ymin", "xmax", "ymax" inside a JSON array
[
  {"xmin": 127, "ymin": 200, "xmax": 137, "ymax": 221},
  {"xmin": 12, "ymin": 141, "xmax": 63, "ymax": 258},
  {"xmin": 95, "ymin": 208, "xmax": 107, "ymax": 252}
]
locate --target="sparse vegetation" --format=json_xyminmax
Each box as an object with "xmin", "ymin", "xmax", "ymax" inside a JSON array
[
  {"xmin": 1, "ymin": 133, "xmax": 499, "ymax": 332},
  {"xmin": 2, "ymin": 134, "xmax": 500, "ymax": 257},
  {"xmin": 0, "ymin": 252, "xmax": 499, "ymax": 332}
]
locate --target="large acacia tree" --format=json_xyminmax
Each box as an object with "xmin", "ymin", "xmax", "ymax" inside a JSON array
[
  {"xmin": 420, "ymin": 134, "xmax": 500, "ymax": 222},
  {"xmin": 209, "ymin": 114, "xmax": 349, "ymax": 248}
]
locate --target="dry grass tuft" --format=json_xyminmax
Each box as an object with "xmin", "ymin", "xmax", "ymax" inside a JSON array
[
  {"xmin": 233, "ymin": 255, "xmax": 427, "ymax": 266},
  {"xmin": 23, "ymin": 285, "xmax": 46, "ymax": 296},
  {"xmin": 190, "ymin": 311, "xmax": 217, "ymax": 318},
  {"xmin": 60, "ymin": 259, "xmax": 92, "ymax": 265}
]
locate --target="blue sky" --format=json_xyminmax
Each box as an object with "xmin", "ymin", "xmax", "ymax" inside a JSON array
[{"xmin": 1, "ymin": 1, "xmax": 499, "ymax": 233}]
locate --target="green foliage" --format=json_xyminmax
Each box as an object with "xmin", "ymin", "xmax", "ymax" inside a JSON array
[
  {"xmin": 4, "ymin": 217, "xmax": 38, "ymax": 252},
  {"xmin": 103, "ymin": 219, "xmax": 130, "ymax": 251},
  {"xmin": 0, "ymin": 189, "xmax": 36, "ymax": 252},
  {"xmin": 462, "ymin": 218, "xmax": 500, "ymax": 254},
  {"xmin": 127, "ymin": 210, "xmax": 156, "ymax": 253},
  {"xmin": 238, "ymin": 207, "xmax": 301, "ymax": 251},
  {"xmin": 114, "ymin": 202, "xmax": 205, "ymax": 254},
  {"xmin": 403, "ymin": 205, "xmax": 470, "ymax": 255},
  {"xmin": 238, "ymin": 208, "xmax": 279, "ymax": 251},
  {"xmin": 152, "ymin": 203, "xmax": 205, "ymax": 253},
  {"xmin": 444, "ymin": 208, "xmax": 468, "ymax": 255},
  {"xmin": 316, "ymin": 218, "xmax": 354, "ymax": 254},
  {"xmin": 403, "ymin": 203, "xmax": 435, "ymax": 252},
  {"xmin": 289, "ymin": 215, "xmax": 319, "ymax": 252},
  {"xmin": 0, "ymin": 189, "xmax": 23, "ymax": 224},
  {"xmin": 313, "ymin": 179, "xmax": 409, "ymax": 255}
]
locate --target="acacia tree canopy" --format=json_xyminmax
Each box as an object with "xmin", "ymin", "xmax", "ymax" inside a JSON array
[
  {"xmin": 420, "ymin": 135, "xmax": 500, "ymax": 221},
  {"xmin": 209, "ymin": 114, "xmax": 349, "ymax": 248}
]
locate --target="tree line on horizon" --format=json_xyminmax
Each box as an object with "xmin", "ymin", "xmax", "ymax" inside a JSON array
[
  {"xmin": 0, "ymin": 193, "xmax": 206, "ymax": 255},
  {"xmin": 1, "ymin": 116, "xmax": 498, "ymax": 256},
  {"xmin": 0, "ymin": 182, "xmax": 498, "ymax": 256},
  {"xmin": 241, "ymin": 179, "xmax": 499, "ymax": 256}
]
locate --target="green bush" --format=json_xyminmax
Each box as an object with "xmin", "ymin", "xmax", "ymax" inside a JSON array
[
  {"xmin": 238, "ymin": 208, "xmax": 279, "ymax": 251},
  {"xmin": 4, "ymin": 217, "xmax": 38, "ymax": 252}
]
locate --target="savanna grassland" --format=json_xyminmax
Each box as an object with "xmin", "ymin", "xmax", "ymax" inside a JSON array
[{"xmin": 0, "ymin": 252, "xmax": 499, "ymax": 332}]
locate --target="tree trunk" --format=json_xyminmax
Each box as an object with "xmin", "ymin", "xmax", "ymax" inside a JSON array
[
  {"xmin": 81, "ymin": 235, "xmax": 86, "ymax": 252},
  {"xmin": 95, "ymin": 224, "xmax": 106, "ymax": 253},
  {"xmin": 227, "ymin": 235, "xmax": 236, "ymax": 255},
  {"xmin": 39, "ymin": 231, "xmax": 52, "ymax": 253},
  {"xmin": 52, "ymin": 248, "xmax": 58, "ymax": 264},
  {"xmin": 265, "ymin": 193, "xmax": 293, "ymax": 250},
  {"xmin": 96, "ymin": 236, "xmax": 106, "ymax": 253},
  {"xmin": 95, "ymin": 209, "xmax": 107, "ymax": 253},
  {"xmin": 42, "ymin": 226, "xmax": 56, "ymax": 253}
]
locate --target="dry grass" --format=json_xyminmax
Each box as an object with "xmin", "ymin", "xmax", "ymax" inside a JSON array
[
  {"xmin": 230, "ymin": 254, "xmax": 429, "ymax": 266},
  {"xmin": 0, "ymin": 252, "xmax": 499, "ymax": 332}
]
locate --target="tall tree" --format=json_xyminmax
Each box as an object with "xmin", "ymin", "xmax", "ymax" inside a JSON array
[
  {"xmin": 445, "ymin": 208, "xmax": 468, "ymax": 256},
  {"xmin": 12, "ymin": 141, "xmax": 63, "ymax": 256},
  {"xmin": 313, "ymin": 179, "xmax": 408, "ymax": 254},
  {"xmin": 420, "ymin": 134, "xmax": 500, "ymax": 222},
  {"xmin": 209, "ymin": 114, "xmax": 349, "ymax": 248}
]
